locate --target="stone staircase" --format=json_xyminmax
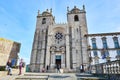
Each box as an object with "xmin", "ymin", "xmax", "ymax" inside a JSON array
[
  {"xmin": 15, "ymin": 73, "xmax": 76, "ymax": 80},
  {"xmin": 76, "ymin": 73, "xmax": 106, "ymax": 80},
  {"xmin": 48, "ymin": 74, "xmax": 76, "ymax": 80},
  {"xmin": 13, "ymin": 72, "xmax": 107, "ymax": 80}
]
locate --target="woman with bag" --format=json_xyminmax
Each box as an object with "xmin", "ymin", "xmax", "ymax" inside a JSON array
[{"xmin": 18, "ymin": 59, "xmax": 24, "ymax": 75}]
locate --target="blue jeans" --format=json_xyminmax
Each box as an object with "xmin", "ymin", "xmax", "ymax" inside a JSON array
[{"xmin": 8, "ymin": 67, "xmax": 12, "ymax": 75}]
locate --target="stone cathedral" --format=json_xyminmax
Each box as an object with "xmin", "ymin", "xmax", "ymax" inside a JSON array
[{"xmin": 30, "ymin": 5, "xmax": 89, "ymax": 72}]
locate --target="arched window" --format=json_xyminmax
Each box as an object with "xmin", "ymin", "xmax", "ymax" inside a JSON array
[
  {"xmin": 74, "ymin": 15, "xmax": 79, "ymax": 21},
  {"xmin": 55, "ymin": 32, "xmax": 63, "ymax": 40},
  {"xmin": 42, "ymin": 18, "xmax": 46, "ymax": 24}
]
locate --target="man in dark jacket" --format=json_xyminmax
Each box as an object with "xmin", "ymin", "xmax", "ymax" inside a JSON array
[{"xmin": 6, "ymin": 60, "xmax": 12, "ymax": 75}]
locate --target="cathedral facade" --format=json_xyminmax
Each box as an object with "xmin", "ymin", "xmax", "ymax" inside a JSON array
[{"xmin": 30, "ymin": 6, "xmax": 89, "ymax": 72}]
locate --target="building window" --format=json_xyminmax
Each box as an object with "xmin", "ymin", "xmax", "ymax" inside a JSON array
[
  {"xmin": 115, "ymin": 42, "xmax": 119, "ymax": 48},
  {"xmin": 105, "ymin": 51, "xmax": 109, "ymax": 57},
  {"xmin": 91, "ymin": 38, "xmax": 98, "ymax": 56},
  {"xmin": 117, "ymin": 50, "xmax": 120, "ymax": 55},
  {"xmin": 42, "ymin": 18, "xmax": 46, "ymax": 24},
  {"xmin": 102, "ymin": 37, "xmax": 108, "ymax": 49},
  {"xmin": 113, "ymin": 37, "xmax": 120, "ymax": 55},
  {"xmin": 113, "ymin": 37, "xmax": 119, "ymax": 48},
  {"xmin": 55, "ymin": 55, "xmax": 61, "ymax": 59},
  {"xmin": 92, "ymin": 43, "xmax": 97, "ymax": 49},
  {"xmin": 101, "ymin": 37, "xmax": 109, "ymax": 57},
  {"xmin": 93, "ymin": 51, "xmax": 98, "ymax": 57},
  {"xmin": 91, "ymin": 38, "xmax": 97, "ymax": 49},
  {"xmin": 74, "ymin": 15, "xmax": 79, "ymax": 21}
]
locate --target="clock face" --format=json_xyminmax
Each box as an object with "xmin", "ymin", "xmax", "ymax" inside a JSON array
[{"xmin": 55, "ymin": 32, "xmax": 63, "ymax": 40}]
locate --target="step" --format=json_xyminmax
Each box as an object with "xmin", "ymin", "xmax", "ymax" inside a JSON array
[
  {"xmin": 77, "ymin": 77, "xmax": 106, "ymax": 80},
  {"xmin": 48, "ymin": 74, "xmax": 76, "ymax": 80},
  {"xmin": 16, "ymin": 76, "xmax": 48, "ymax": 80},
  {"xmin": 76, "ymin": 73, "xmax": 93, "ymax": 77},
  {"xmin": 16, "ymin": 73, "xmax": 76, "ymax": 80},
  {"xmin": 15, "ymin": 73, "xmax": 106, "ymax": 80},
  {"xmin": 76, "ymin": 73, "xmax": 106, "ymax": 80}
]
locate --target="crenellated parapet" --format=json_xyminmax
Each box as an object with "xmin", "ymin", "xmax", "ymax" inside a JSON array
[
  {"xmin": 67, "ymin": 5, "xmax": 86, "ymax": 14},
  {"xmin": 37, "ymin": 8, "xmax": 53, "ymax": 17}
]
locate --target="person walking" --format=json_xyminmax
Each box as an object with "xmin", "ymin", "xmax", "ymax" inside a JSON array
[
  {"xmin": 6, "ymin": 60, "xmax": 12, "ymax": 75},
  {"xmin": 57, "ymin": 64, "xmax": 60, "ymax": 73},
  {"xmin": 80, "ymin": 64, "xmax": 84, "ymax": 73},
  {"xmin": 19, "ymin": 59, "xmax": 24, "ymax": 75},
  {"xmin": 46, "ymin": 65, "xmax": 49, "ymax": 72}
]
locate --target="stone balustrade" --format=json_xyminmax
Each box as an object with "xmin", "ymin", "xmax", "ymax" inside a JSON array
[{"xmin": 91, "ymin": 60, "xmax": 120, "ymax": 74}]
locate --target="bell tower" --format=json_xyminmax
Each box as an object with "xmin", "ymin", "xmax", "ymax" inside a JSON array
[
  {"xmin": 67, "ymin": 5, "xmax": 89, "ymax": 69},
  {"xmin": 30, "ymin": 9, "xmax": 54, "ymax": 72}
]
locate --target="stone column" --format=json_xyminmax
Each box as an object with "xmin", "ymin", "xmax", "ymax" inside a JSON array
[
  {"xmin": 61, "ymin": 54, "xmax": 63, "ymax": 68},
  {"xmin": 61, "ymin": 54, "xmax": 65, "ymax": 68},
  {"xmin": 45, "ymin": 35, "xmax": 51, "ymax": 68},
  {"xmin": 50, "ymin": 52, "xmax": 52, "ymax": 68},
  {"xmin": 71, "ymin": 27, "xmax": 77, "ymax": 68},
  {"xmin": 30, "ymin": 50, "xmax": 37, "ymax": 72},
  {"xmin": 43, "ymin": 29, "xmax": 46, "ymax": 66},
  {"xmin": 66, "ymin": 26, "xmax": 70, "ymax": 69},
  {"xmin": 53, "ymin": 53, "xmax": 55, "ymax": 67},
  {"xmin": 50, "ymin": 52, "xmax": 55, "ymax": 68},
  {"xmin": 40, "ymin": 30, "xmax": 46, "ymax": 70},
  {"xmin": 40, "ymin": 49, "xmax": 44, "ymax": 71},
  {"xmin": 71, "ymin": 27, "xmax": 74, "ymax": 68},
  {"xmin": 45, "ymin": 46, "xmax": 50, "ymax": 67},
  {"xmin": 36, "ymin": 31, "xmax": 41, "ymax": 71},
  {"xmin": 30, "ymin": 30, "xmax": 39, "ymax": 72}
]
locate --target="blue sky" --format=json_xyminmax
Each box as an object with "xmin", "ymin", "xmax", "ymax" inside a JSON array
[{"xmin": 0, "ymin": 0, "xmax": 120, "ymax": 64}]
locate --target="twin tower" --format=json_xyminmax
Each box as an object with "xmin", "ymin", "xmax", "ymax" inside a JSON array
[{"xmin": 30, "ymin": 5, "xmax": 89, "ymax": 72}]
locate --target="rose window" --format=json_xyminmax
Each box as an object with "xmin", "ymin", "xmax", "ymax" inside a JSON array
[{"xmin": 55, "ymin": 32, "xmax": 63, "ymax": 40}]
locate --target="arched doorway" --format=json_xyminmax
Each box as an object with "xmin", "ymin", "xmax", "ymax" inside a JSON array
[{"xmin": 55, "ymin": 55, "xmax": 61, "ymax": 67}]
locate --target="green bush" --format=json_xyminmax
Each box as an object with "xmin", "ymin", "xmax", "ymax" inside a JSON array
[{"xmin": 0, "ymin": 66, "xmax": 5, "ymax": 71}]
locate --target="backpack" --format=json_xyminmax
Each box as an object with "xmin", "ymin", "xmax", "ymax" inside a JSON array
[{"xmin": 22, "ymin": 62, "xmax": 25, "ymax": 67}]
